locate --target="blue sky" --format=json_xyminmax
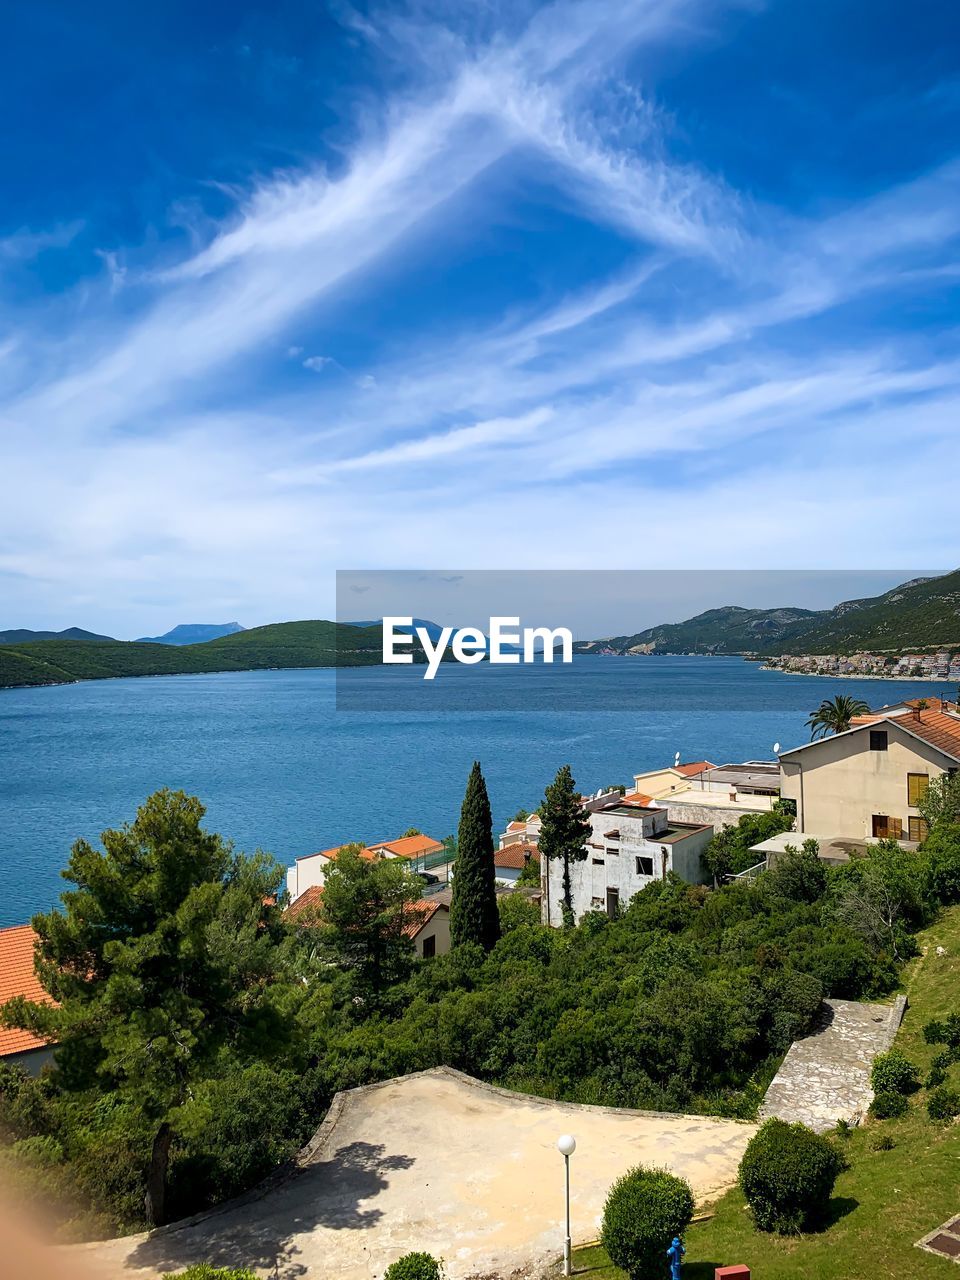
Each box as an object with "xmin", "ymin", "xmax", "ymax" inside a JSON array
[{"xmin": 1, "ymin": 0, "xmax": 959, "ymax": 636}]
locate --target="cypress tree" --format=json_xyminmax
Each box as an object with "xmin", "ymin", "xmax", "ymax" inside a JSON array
[
  {"xmin": 451, "ymin": 760, "xmax": 500, "ymax": 951},
  {"xmin": 539, "ymin": 763, "xmax": 591, "ymax": 921}
]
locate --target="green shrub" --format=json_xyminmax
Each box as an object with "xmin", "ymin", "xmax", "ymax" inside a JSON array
[
  {"xmin": 927, "ymin": 1064, "xmax": 947, "ymax": 1089},
  {"xmin": 738, "ymin": 1118, "xmax": 846, "ymax": 1234},
  {"xmin": 600, "ymin": 1165, "xmax": 695, "ymax": 1278},
  {"xmin": 383, "ymin": 1253, "xmax": 444, "ymax": 1280},
  {"xmin": 927, "ymin": 1086, "xmax": 960, "ymax": 1122},
  {"xmin": 871, "ymin": 1133, "xmax": 895, "ymax": 1151},
  {"xmin": 171, "ymin": 1268, "xmax": 258, "ymax": 1280},
  {"xmin": 870, "ymin": 1049, "xmax": 920, "ymax": 1095},
  {"xmin": 869, "ymin": 1090, "xmax": 908, "ymax": 1119},
  {"xmin": 924, "ymin": 1018, "xmax": 948, "ymax": 1044}
]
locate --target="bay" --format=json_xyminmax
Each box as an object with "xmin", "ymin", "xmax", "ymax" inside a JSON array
[{"xmin": 0, "ymin": 656, "xmax": 949, "ymax": 927}]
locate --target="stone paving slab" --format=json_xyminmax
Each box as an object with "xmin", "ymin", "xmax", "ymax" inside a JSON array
[
  {"xmin": 917, "ymin": 1214, "xmax": 960, "ymax": 1264},
  {"xmin": 68, "ymin": 1067, "xmax": 756, "ymax": 1280},
  {"xmin": 759, "ymin": 996, "xmax": 907, "ymax": 1133}
]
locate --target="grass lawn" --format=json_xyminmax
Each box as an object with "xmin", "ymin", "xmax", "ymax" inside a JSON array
[{"xmin": 569, "ymin": 906, "xmax": 960, "ymax": 1279}]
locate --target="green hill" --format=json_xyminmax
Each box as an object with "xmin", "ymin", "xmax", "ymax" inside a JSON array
[
  {"xmin": 575, "ymin": 605, "xmax": 819, "ymax": 655},
  {"xmin": 0, "ymin": 620, "xmax": 384, "ymax": 690},
  {"xmin": 575, "ymin": 570, "xmax": 960, "ymax": 657}
]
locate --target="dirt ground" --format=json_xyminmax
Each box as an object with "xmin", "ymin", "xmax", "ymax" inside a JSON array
[{"xmin": 70, "ymin": 1067, "xmax": 756, "ymax": 1280}]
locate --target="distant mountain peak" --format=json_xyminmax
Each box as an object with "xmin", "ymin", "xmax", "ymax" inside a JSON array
[{"xmin": 136, "ymin": 622, "xmax": 245, "ymax": 646}]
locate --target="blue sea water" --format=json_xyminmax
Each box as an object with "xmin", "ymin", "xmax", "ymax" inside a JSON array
[{"xmin": 0, "ymin": 657, "xmax": 950, "ymax": 927}]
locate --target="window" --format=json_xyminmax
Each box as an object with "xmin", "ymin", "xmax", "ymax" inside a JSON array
[
  {"xmin": 421, "ymin": 934, "xmax": 436, "ymax": 959},
  {"xmin": 635, "ymin": 855, "xmax": 654, "ymax": 877},
  {"xmin": 591, "ymin": 896, "xmax": 604, "ymax": 909},
  {"xmin": 592, "ymin": 857, "xmax": 604, "ymax": 865},
  {"xmin": 872, "ymin": 814, "xmax": 903, "ymax": 839},
  {"xmin": 909, "ymin": 816, "xmax": 929, "ymax": 843},
  {"xmin": 605, "ymin": 887, "xmax": 619, "ymax": 919},
  {"xmin": 605, "ymin": 846, "xmax": 619, "ymax": 856},
  {"xmin": 907, "ymin": 773, "xmax": 929, "ymax": 807},
  {"xmin": 869, "ymin": 730, "xmax": 888, "ymax": 752}
]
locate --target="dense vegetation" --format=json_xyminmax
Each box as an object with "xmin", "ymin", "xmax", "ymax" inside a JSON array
[
  {"xmin": 574, "ymin": 568, "xmax": 960, "ymax": 655},
  {"xmin": 573, "ymin": 898, "xmax": 960, "ymax": 1280},
  {"xmin": 3, "ymin": 775, "xmax": 960, "ymax": 1240},
  {"xmin": 0, "ymin": 620, "xmax": 385, "ymax": 688}
]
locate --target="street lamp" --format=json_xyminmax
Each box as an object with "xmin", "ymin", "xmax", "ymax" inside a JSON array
[{"xmin": 557, "ymin": 1134, "xmax": 576, "ymax": 1276}]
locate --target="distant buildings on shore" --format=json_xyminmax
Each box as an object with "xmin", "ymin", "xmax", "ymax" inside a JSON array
[{"xmin": 767, "ymin": 650, "xmax": 960, "ymax": 679}]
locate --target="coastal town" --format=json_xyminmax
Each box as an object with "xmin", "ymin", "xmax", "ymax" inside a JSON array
[
  {"xmin": 764, "ymin": 650, "xmax": 960, "ymax": 680},
  {"xmin": 4, "ymin": 689, "xmax": 960, "ymax": 1278}
]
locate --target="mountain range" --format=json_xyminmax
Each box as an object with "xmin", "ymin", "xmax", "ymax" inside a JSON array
[
  {"xmin": 574, "ymin": 570, "xmax": 960, "ymax": 656},
  {"xmin": 3, "ymin": 571, "xmax": 959, "ymax": 690}
]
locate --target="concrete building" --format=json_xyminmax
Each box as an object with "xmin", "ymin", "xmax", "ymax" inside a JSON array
[
  {"xmin": 285, "ymin": 885, "xmax": 451, "ymax": 958},
  {"xmin": 631, "ymin": 759, "xmax": 779, "ymax": 829},
  {"xmin": 542, "ymin": 797, "xmax": 712, "ymax": 926},
  {"xmin": 779, "ymin": 705, "xmax": 960, "ymax": 842},
  {"xmin": 0, "ymin": 924, "xmax": 57, "ymax": 1075}
]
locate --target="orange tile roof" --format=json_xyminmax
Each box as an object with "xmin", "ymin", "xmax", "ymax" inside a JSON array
[
  {"xmin": 675, "ymin": 760, "xmax": 715, "ymax": 777},
  {"xmin": 400, "ymin": 899, "xmax": 446, "ymax": 939},
  {"xmin": 370, "ymin": 834, "xmax": 443, "ymax": 859},
  {"xmin": 901, "ymin": 709, "xmax": 960, "ymax": 760},
  {"xmin": 0, "ymin": 925, "xmax": 57, "ymax": 1058},
  {"xmin": 621, "ymin": 791, "xmax": 655, "ymax": 806},
  {"xmin": 494, "ymin": 843, "xmax": 540, "ymax": 870},
  {"xmin": 506, "ymin": 821, "xmax": 526, "ymax": 832},
  {"xmin": 285, "ymin": 884, "xmax": 325, "ymax": 922}
]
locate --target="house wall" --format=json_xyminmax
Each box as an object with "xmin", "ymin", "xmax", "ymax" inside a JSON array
[
  {"xmin": 288, "ymin": 854, "xmax": 333, "ymax": 901},
  {"xmin": 415, "ymin": 909, "xmax": 451, "ymax": 958},
  {"xmin": 780, "ymin": 721, "xmax": 952, "ymax": 839},
  {"xmin": 2, "ymin": 1045, "xmax": 55, "ymax": 1076},
  {"xmin": 662, "ymin": 798, "xmax": 770, "ymax": 829},
  {"xmin": 632, "ymin": 767, "xmax": 688, "ymax": 797}
]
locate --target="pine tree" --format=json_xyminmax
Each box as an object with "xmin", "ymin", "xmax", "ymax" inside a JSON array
[
  {"xmin": 539, "ymin": 764, "xmax": 591, "ymax": 920},
  {"xmin": 450, "ymin": 761, "xmax": 500, "ymax": 951}
]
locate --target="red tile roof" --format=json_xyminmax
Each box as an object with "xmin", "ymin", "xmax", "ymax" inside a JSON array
[
  {"xmin": 286, "ymin": 884, "xmax": 326, "ymax": 922},
  {"xmin": 675, "ymin": 761, "xmax": 715, "ymax": 777},
  {"xmin": 400, "ymin": 899, "xmax": 446, "ymax": 939},
  {"xmin": 901, "ymin": 710, "xmax": 960, "ymax": 760},
  {"xmin": 494, "ymin": 843, "xmax": 540, "ymax": 870},
  {"xmin": 369, "ymin": 834, "xmax": 443, "ymax": 859},
  {"xmin": 0, "ymin": 925, "xmax": 57, "ymax": 1058},
  {"xmin": 621, "ymin": 791, "xmax": 655, "ymax": 807}
]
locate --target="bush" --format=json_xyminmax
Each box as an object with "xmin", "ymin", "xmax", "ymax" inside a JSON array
[
  {"xmin": 383, "ymin": 1253, "xmax": 444, "ymax": 1280},
  {"xmin": 869, "ymin": 1090, "xmax": 908, "ymax": 1119},
  {"xmin": 600, "ymin": 1165, "xmax": 695, "ymax": 1279},
  {"xmin": 871, "ymin": 1133, "xmax": 895, "ymax": 1151},
  {"xmin": 924, "ymin": 1015, "xmax": 960, "ymax": 1047},
  {"xmin": 870, "ymin": 1049, "xmax": 920, "ymax": 1095},
  {"xmin": 739, "ymin": 1118, "xmax": 846, "ymax": 1234},
  {"xmin": 171, "ymin": 1269, "xmax": 258, "ymax": 1280},
  {"xmin": 927, "ymin": 1086, "xmax": 960, "ymax": 1122}
]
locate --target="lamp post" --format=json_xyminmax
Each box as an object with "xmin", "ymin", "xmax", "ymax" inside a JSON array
[{"xmin": 557, "ymin": 1134, "xmax": 576, "ymax": 1276}]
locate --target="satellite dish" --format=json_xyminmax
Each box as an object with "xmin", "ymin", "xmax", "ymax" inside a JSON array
[
  {"xmin": 773, "ymin": 742, "xmax": 781, "ymax": 754},
  {"xmin": 674, "ymin": 752, "xmax": 681, "ymax": 767}
]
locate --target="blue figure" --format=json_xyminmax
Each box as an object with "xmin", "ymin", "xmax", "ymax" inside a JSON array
[{"xmin": 666, "ymin": 1235, "xmax": 685, "ymax": 1279}]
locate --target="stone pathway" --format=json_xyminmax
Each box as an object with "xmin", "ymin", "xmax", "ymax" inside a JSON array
[{"xmin": 759, "ymin": 996, "xmax": 907, "ymax": 1133}]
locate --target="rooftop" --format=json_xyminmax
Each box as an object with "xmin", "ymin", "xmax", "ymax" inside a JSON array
[
  {"xmin": 494, "ymin": 843, "xmax": 540, "ymax": 870},
  {"xmin": 0, "ymin": 924, "xmax": 57, "ymax": 1058}
]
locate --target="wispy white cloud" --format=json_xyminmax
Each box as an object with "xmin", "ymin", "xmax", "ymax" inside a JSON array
[{"xmin": 1, "ymin": 0, "xmax": 958, "ymax": 633}]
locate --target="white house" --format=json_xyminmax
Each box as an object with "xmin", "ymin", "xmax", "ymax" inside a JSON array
[
  {"xmin": 493, "ymin": 842, "xmax": 539, "ymax": 886},
  {"xmin": 541, "ymin": 797, "xmax": 713, "ymax": 926},
  {"xmin": 286, "ymin": 833, "xmax": 444, "ymax": 902}
]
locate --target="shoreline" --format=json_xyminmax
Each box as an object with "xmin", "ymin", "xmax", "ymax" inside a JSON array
[{"xmin": 760, "ymin": 665, "xmax": 956, "ymax": 683}]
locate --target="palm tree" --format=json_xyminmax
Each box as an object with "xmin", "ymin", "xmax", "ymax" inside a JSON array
[{"xmin": 806, "ymin": 694, "xmax": 870, "ymax": 739}]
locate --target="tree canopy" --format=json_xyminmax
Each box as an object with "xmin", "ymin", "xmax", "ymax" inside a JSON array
[
  {"xmin": 450, "ymin": 762, "xmax": 500, "ymax": 951},
  {"xmin": 538, "ymin": 764, "xmax": 591, "ymax": 918}
]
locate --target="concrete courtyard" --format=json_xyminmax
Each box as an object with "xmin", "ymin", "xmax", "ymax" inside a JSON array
[{"xmin": 73, "ymin": 1067, "xmax": 756, "ymax": 1280}]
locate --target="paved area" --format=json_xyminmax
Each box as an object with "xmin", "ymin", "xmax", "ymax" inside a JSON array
[
  {"xmin": 71, "ymin": 1067, "xmax": 755, "ymax": 1280},
  {"xmin": 759, "ymin": 996, "xmax": 907, "ymax": 1133}
]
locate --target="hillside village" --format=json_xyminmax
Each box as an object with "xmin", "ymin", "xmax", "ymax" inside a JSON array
[{"xmin": 3, "ymin": 692, "xmax": 960, "ymax": 1279}]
